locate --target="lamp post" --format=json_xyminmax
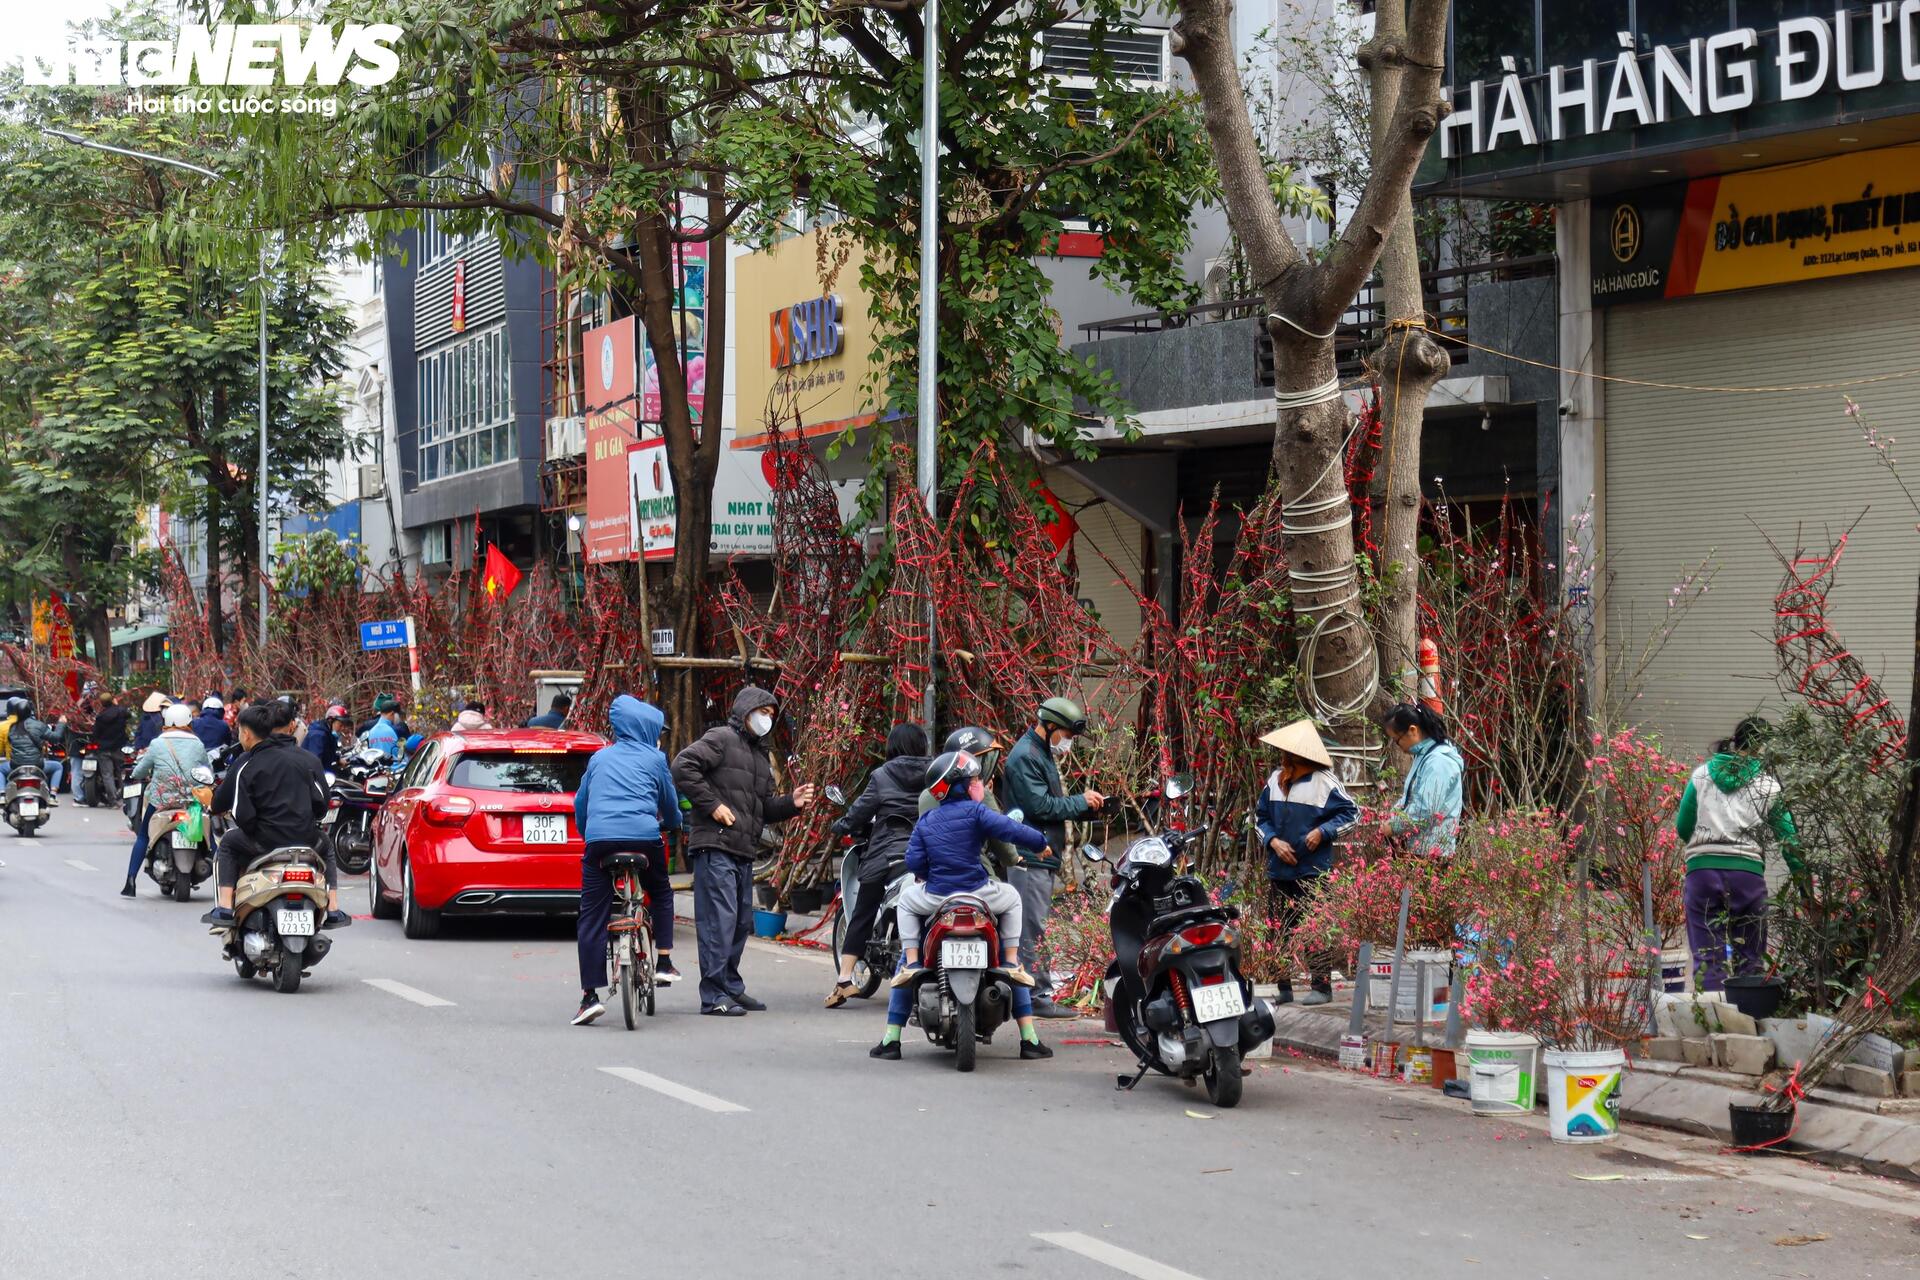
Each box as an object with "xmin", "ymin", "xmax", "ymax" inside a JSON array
[
  {"xmin": 41, "ymin": 128, "xmax": 276, "ymax": 649},
  {"xmin": 915, "ymin": 0, "xmax": 940, "ymax": 737}
]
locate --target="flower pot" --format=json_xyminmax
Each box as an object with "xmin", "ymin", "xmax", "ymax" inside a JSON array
[
  {"xmin": 788, "ymin": 886, "xmax": 823, "ymax": 913},
  {"xmin": 1728, "ymin": 1099, "xmax": 1794, "ymax": 1152},
  {"xmin": 1722, "ymin": 976, "xmax": 1785, "ymax": 1021},
  {"xmin": 754, "ymin": 883, "xmax": 778, "ymax": 910},
  {"xmin": 1466, "ymin": 1030, "xmax": 1540, "ymax": 1115},
  {"xmin": 752, "ymin": 908, "xmax": 787, "ymax": 938},
  {"xmin": 1543, "ymin": 1047, "xmax": 1625, "ymax": 1144}
]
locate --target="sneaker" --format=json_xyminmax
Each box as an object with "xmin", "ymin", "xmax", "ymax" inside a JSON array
[
  {"xmin": 1300, "ymin": 989, "xmax": 1332, "ymax": 1006},
  {"xmin": 890, "ymin": 964, "xmax": 924, "ymax": 989},
  {"xmin": 732, "ymin": 992, "xmax": 767, "ymax": 1012},
  {"xmin": 869, "ymin": 1039, "xmax": 902, "ymax": 1060},
  {"xmin": 1020, "ymin": 1038, "xmax": 1055, "ymax": 1060},
  {"xmin": 1004, "ymin": 965, "xmax": 1037, "ymax": 988},
  {"xmin": 201, "ymin": 907, "xmax": 235, "ymax": 927},
  {"xmin": 323, "ymin": 910, "xmax": 352, "ymax": 929},
  {"xmin": 655, "ymin": 958, "xmax": 680, "ymax": 986},
  {"xmin": 702, "ymin": 1000, "xmax": 747, "ymax": 1017},
  {"xmin": 1031, "ymin": 997, "xmax": 1075, "ymax": 1020},
  {"xmin": 120, "ymin": 880, "xmax": 136, "ymax": 898},
  {"xmin": 824, "ymin": 981, "xmax": 856, "ymax": 1009},
  {"xmin": 572, "ymin": 993, "xmax": 605, "ymax": 1026}
]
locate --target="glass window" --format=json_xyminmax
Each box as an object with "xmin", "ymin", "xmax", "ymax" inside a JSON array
[
  {"xmin": 1453, "ymin": 0, "xmax": 1538, "ymax": 81},
  {"xmin": 447, "ymin": 752, "xmax": 592, "ymax": 794},
  {"xmin": 1735, "ymin": 2, "xmax": 1841, "ymax": 33},
  {"xmin": 414, "ymin": 323, "xmax": 515, "ymax": 482},
  {"xmin": 1640, "ymin": 1, "xmax": 1733, "ymax": 51},
  {"xmin": 1544, "ymin": 0, "xmax": 1630, "ymax": 65}
]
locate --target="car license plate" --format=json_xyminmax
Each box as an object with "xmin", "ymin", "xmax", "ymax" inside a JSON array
[
  {"xmin": 524, "ymin": 814, "xmax": 567, "ymax": 844},
  {"xmin": 1191, "ymin": 981, "xmax": 1247, "ymax": 1024},
  {"xmin": 18, "ymin": 800, "xmax": 38, "ymax": 817},
  {"xmin": 276, "ymin": 908, "xmax": 315, "ymax": 936},
  {"xmin": 941, "ymin": 938, "xmax": 988, "ymax": 970},
  {"xmin": 81, "ymin": 759, "xmax": 97, "ymax": 774}
]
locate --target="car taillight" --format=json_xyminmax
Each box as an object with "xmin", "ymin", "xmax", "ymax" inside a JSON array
[
  {"xmin": 281, "ymin": 867, "xmax": 315, "ymax": 884},
  {"xmin": 425, "ymin": 795, "xmax": 476, "ymax": 825}
]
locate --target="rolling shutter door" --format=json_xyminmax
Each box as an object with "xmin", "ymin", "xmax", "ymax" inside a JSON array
[{"xmin": 1603, "ymin": 270, "xmax": 1920, "ymax": 753}]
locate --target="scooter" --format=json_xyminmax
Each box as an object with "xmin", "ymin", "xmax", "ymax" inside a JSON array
[
  {"xmin": 322, "ymin": 747, "xmax": 393, "ymax": 876},
  {"xmin": 4, "ymin": 765, "xmax": 52, "ymax": 836},
  {"xmin": 74, "ymin": 739, "xmax": 115, "ymax": 806},
  {"xmin": 215, "ymin": 843, "xmax": 335, "ymax": 994},
  {"xmin": 830, "ymin": 839, "xmax": 908, "ymax": 1000},
  {"xmin": 1097, "ymin": 775, "xmax": 1275, "ymax": 1109},
  {"xmin": 142, "ymin": 766, "xmax": 217, "ymax": 903},
  {"xmin": 120, "ymin": 746, "xmax": 142, "ymax": 830}
]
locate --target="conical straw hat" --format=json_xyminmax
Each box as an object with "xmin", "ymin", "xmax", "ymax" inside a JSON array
[{"xmin": 1258, "ymin": 719, "xmax": 1332, "ymax": 768}]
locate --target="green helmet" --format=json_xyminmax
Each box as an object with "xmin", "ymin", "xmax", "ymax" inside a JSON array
[{"xmin": 1037, "ymin": 697, "xmax": 1086, "ymax": 735}]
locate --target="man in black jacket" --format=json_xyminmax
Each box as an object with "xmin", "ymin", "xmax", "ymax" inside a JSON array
[
  {"xmin": 824, "ymin": 723, "xmax": 928, "ymax": 1007},
  {"xmin": 203, "ymin": 704, "xmax": 346, "ymax": 929},
  {"xmin": 89, "ymin": 690, "xmax": 130, "ymax": 802},
  {"xmin": 999, "ymin": 697, "xmax": 1106, "ymax": 1018},
  {"xmin": 672, "ymin": 684, "xmax": 816, "ymax": 1015}
]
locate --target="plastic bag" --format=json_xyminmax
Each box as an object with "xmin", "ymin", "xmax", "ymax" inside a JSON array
[{"xmin": 181, "ymin": 801, "xmax": 205, "ymax": 846}]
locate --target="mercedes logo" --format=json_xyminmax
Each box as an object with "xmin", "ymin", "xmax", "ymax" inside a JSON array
[
  {"xmin": 1610, "ymin": 204, "xmax": 1642, "ymax": 263},
  {"xmin": 599, "ymin": 334, "xmax": 615, "ymax": 390}
]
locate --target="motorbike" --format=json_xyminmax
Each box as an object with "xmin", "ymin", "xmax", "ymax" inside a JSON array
[
  {"xmin": 142, "ymin": 766, "xmax": 218, "ymax": 903},
  {"xmin": 1097, "ymin": 776, "xmax": 1275, "ymax": 1109},
  {"xmin": 321, "ymin": 747, "xmax": 394, "ymax": 876},
  {"xmin": 119, "ymin": 745, "xmax": 142, "ymax": 829},
  {"xmin": 215, "ymin": 843, "xmax": 334, "ymax": 994},
  {"xmin": 4, "ymin": 764, "xmax": 52, "ymax": 836},
  {"xmin": 74, "ymin": 739, "xmax": 114, "ymax": 806},
  {"xmin": 829, "ymin": 834, "xmax": 907, "ymax": 1000}
]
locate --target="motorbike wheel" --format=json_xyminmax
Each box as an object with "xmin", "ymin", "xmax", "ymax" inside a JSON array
[
  {"xmin": 954, "ymin": 1000, "xmax": 977, "ymax": 1073},
  {"xmin": 400, "ymin": 856, "xmax": 441, "ymax": 940},
  {"xmin": 620, "ymin": 936, "xmax": 640, "ymax": 1030},
  {"xmin": 337, "ymin": 826, "xmax": 372, "ymax": 877},
  {"xmin": 272, "ymin": 956, "xmax": 303, "ymax": 994},
  {"xmin": 1204, "ymin": 1048, "xmax": 1244, "ymax": 1108},
  {"xmin": 170, "ymin": 875, "xmax": 192, "ymax": 903},
  {"xmin": 234, "ymin": 958, "xmax": 257, "ymax": 981}
]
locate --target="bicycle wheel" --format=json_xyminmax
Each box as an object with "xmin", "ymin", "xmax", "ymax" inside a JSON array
[
  {"xmin": 620, "ymin": 932, "xmax": 640, "ymax": 1029},
  {"xmin": 640, "ymin": 917, "xmax": 657, "ymax": 1017}
]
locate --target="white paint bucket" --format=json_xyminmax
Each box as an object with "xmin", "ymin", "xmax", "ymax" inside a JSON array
[
  {"xmin": 1544, "ymin": 1048, "xmax": 1625, "ymax": 1143},
  {"xmin": 1466, "ymin": 1029, "xmax": 1539, "ymax": 1115}
]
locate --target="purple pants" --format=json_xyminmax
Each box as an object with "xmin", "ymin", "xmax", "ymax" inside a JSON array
[{"xmin": 1682, "ymin": 867, "xmax": 1768, "ymax": 991}]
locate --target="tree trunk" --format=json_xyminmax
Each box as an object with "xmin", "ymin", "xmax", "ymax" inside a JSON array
[
  {"xmin": 205, "ymin": 486, "xmax": 226, "ymax": 655},
  {"xmin": 84, "ymin": 609, "xmax": 111, "ymax": 672}
]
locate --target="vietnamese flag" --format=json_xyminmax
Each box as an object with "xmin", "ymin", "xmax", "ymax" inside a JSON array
[{"xmin": 481, "ymin": 543, "xmax": 522, "ymax": 600}]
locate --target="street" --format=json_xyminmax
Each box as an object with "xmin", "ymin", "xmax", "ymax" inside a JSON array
[{"xmin": 2, "ymin": 814, "xmax": 1917, "ymax": 1280}]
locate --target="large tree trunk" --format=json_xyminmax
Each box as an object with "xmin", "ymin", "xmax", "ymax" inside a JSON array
[
  {"xmin": 1176, "ymin": 0, "xmax": 1450, "ymax": 771},
  {"xmin": 1362, "ymin": 1, "xmax": 1453, "ymax": 716}
]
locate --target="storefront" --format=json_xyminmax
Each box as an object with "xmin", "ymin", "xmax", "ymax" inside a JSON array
[{"xmin": 1425, "ymin": 2, "xmax": 1920, "ymax": 751}]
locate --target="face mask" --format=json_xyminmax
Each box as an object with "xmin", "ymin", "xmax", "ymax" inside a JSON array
[
  {"xmin": 1051, "ymin": 735, "xmax": 1075, "ymax": 758},
  {"xmin": 747, "ymin": 710, "xmax": 774, "ymax": 738}
]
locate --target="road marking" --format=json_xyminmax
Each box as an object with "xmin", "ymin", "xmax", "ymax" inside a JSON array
[
  {"xmin": 1034, "ymin": 1233, "xmax": 1207, "ymax": 1280},
  {"xmin": 64, "ymin": 859, "xmax": 98, "ymax": 872},
  {"xmin": 598, "ymin": 1066, "xmax": 749, "ymax": 1114},
  {"xmin": 362, "ymin": 978, "xmax": 455, "ymax": 1007}
]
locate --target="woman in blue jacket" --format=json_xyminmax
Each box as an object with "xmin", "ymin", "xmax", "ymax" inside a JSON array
[
  {"xmin": 1383, "ymin": 703, "xmax": 1465, "ymax": 856},
  {"xmin": 570, "ymin": 695, "xmax": 682, "ymax": 1027},
  {"xmin": 1255, "ymin": 720, "xmax": 1359, "ymax": 1005}
]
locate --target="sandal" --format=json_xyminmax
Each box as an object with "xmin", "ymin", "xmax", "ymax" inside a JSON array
[{"xmin": 823, "ymin": 981, "xmax": 856, "ymax": 1009}]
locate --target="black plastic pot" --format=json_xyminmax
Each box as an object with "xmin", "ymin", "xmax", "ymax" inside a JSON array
[
  {"xmin": 1728, "ymin": 1100, "xmax": 1794, "ymax": 1152},
  {"xmin": 754, "ymin": 883, "xmax": 778, "ymax": 910},
  {"xmin": 788, "ymin": 886, "xmax": 823, "ymax": 913},
  {"xmin": 1722, "ymin": 975, "xmax": 1785, "ymax": 1020}
]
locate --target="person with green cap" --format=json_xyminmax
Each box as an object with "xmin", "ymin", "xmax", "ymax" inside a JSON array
[
  {"xmin": 364, "ymin": 695, "xmax": 405, "ymax": 763},
  {"xmin": 999, "ymin": 696, "xmax": 1105, "ymax": 1018}
]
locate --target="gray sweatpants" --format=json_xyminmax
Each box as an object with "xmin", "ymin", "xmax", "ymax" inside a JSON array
[
  {"xmin": 897, "ymin": 879, "xmax": 1022, "ymax": 952},
  {"xmin": 1009, "ymin": 866, "xmax": 1055, "ymax": 995}
]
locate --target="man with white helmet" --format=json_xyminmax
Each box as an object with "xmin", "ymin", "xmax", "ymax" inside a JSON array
[{"xmin": 192, "ymin": 696, "xmax": 234, "ymax": 753}]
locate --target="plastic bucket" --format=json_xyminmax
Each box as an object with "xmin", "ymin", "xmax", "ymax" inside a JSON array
[
  {"xmin": 751, "ymin": 908, "xmax": 787, "ymax": 938},
  {"xmin": 1544, "ymin": 1048, "xmax": 1625, "ymax": 1143},
  {"xmin": 1466, "ymin": 1030, "xmax": 1539, "ymax": 1115}
]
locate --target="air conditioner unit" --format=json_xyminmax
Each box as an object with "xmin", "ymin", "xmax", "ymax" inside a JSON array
[
  {"xmin": 545, "ymin": 414, "xmax": 586, "ymax": 460},
  {"xmin": 358, "ymin": 463, "xmax": 386, "ymax": 499}
]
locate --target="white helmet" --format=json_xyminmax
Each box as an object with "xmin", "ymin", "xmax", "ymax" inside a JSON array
[
  {"xmin": 201, "ymin": 696, "xmax": 224, "ymax": 712},
  {"xmin": 162, "ymin": 703, "xmax": 193, "ymax": 729}
]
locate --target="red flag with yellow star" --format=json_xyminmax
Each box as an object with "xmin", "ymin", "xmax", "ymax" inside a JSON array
[{"xmin": 481, "ymin": 543, "xmax": 522, "ymax": 600}]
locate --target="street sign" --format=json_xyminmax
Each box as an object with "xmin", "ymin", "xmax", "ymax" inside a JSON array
[{"xmin": 360, "ymin": 620, "xmax": 409, "ymax": 652}]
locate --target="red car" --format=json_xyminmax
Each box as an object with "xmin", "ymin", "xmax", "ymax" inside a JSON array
[{"xmin": 367, "ymin": 728, "xmax": 606, "ymax": 938}]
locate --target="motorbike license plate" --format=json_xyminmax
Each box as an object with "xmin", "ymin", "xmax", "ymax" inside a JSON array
[
  {"xmin": 18, "ymin": 799, "xmax": 38, "ymax": 817},
  {"xmin": 276, "ymin": 908, "xmax": 315, "ymax": 937},
  {"xmin": 523, "ymin": 814, "xmax": 567, "ymax": 844},
  {"xmin": 81, "ymin": 759, "xmax": 97, "ymax": 774},
  {"xmin": 321, "ymin": 807, "xmax": 339, "ymax": 825},
  {"xmin": 123, "ymin": 784, "xmax": 142, "ymax": 800},
  {"xmin": 1191, "ymin": 982, "xmax": 1248, "ymax": 1024},
  {"xmin": 941, "ymin": 938, "xmax": 988, "ymax": 970}
]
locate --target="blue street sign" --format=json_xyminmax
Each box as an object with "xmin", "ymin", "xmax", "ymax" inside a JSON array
[{"xmin": 360, "ymin": 620, "xmax": 409, "ymax": 652}]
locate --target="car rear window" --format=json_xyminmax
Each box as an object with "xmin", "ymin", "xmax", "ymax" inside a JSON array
[{"xmin": 446, "ymin": 751, "xmax": 591, "ymax": 793}]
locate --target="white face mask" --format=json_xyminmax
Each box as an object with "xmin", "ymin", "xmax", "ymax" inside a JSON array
[
  {"xmin": 747, "ymin": 710, "xmax": 774, "ymax": 738},
  {"xmin": 1051, "ymin": 735, "xmax": 1075, "ymax": 758}
]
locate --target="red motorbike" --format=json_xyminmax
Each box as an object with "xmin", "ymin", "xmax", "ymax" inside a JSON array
[{"xmin": 900, "ymin": 894, "xmax": 1017, "ymax": 1072}]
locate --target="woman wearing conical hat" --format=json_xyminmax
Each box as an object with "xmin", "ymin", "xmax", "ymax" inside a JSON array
[{"xmin": 1255, "ymin": 719, "xmax": 1359, "ymax": 1006}]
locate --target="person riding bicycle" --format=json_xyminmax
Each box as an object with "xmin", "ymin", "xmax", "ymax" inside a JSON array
[{"xmin": 570, "ymin": 694, "xmax": 682, "ymax": 1027}]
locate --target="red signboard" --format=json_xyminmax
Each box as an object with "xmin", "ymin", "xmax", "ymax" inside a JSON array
[
  {"xmin": 451, "ymin": 259, "xmax": 466, "ymax": 333},
  {"xmin": 583, "ymin": 317, "xmax": 638, "ymax": 564}
]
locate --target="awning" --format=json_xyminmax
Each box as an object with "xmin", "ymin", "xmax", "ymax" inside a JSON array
[{"xmin": 109, "ymin": 624, "xmax": 168, "ymax": 649}]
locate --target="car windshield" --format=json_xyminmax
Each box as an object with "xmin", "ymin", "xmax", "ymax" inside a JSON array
[{"xmin": 447, "ymin": 751, "xmax": 590, "ymax": 793}]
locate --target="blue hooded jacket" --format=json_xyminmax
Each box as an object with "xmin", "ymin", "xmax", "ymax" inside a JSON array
[
  {"xmin": 191, "ymin": 709, "xmax": 234, "ymax": 753},
  {"xmin": 905, "ymin": 795, "xmax": 1046, "ymax": 896},
  {"xmin": 575, "ymin": 695, "xmax": 682, "ymax": 845},
  {"xmin": 1389, "ymin": 738, "xmax": 1465, "ymax": 855}
]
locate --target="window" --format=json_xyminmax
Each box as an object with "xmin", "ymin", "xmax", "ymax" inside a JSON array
[
  {"xmin": 447, "ymin": 751, "xmax": 592, "ymax": 793},
  {"xmin": 1040, "ymin": 23, "xmax": 1171, "ymax": 102},
  {"xmin": 403, "ymin": 742, "xmax": 441, "ymax": 787},
  {"xmin": 415, "ymin": 324, "xmax": 514, "ymax": 482},
  {"xmin": 422, "ymin": 523, "xmax": 452, "ymax": 565}
]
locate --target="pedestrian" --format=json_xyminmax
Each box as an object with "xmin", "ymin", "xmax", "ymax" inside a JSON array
[
  {"xmin": 1255, "ymin": 720, "xmax": 1358, "ymax": 1006},
  {"xmin": 90, "ymin": 689, "xmax": 130, "ymax": 799},
  {"xmin": 121, "ymin": 702, "xmax": 210, "ymax": 897},
  {"xmin": 191, "ymin": 696, "xmax": 234, "ymax": 752},
  {"xmin": 134, "ymin": 691, "xmax": 172, "ymax": 751},
  {"xmin": 453, "ymin": 702, "xmax": 492, "ymax": 732},
  {"xmin": 1676, "ymin": 717, "xmax": 1802, "ymax": 991},
  {"xmin": 671, "ymin": 684, "xmax": 817, "ymax": 1015},
  {"xmin": 526, "ymin": 694, "xmax": 572, "ymax": 730},
  {"xmin": 998, "ymin": 696, "xmax": 1106, "ymax": 1018},
  {"xmin": 1382, "ymin": 702, "xmax": 1464, "ymax": 856},
  {"xmin": 303, "ymin": 704, "xmax": 347, "ymax": 773},
  {"xmin": 44, "ymin": 713, "xmax": 70, "ymax": 795},
  {"xmin": 570, "ymin": 694, "xmax": 682, "ymax": 1026},
  {"xmin": 825, "ymin": 722, "xmax": 929, "ymax": 1007}
]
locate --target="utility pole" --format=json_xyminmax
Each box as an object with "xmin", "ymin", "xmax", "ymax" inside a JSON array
[{"xmin": 915, "ymin": 0, "xmax": 940, "ymax": 738}]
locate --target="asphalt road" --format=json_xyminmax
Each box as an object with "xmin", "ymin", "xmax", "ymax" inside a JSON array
[{"xmin": 5, "ymin": 813, "xmax": 1920, "ymax": 1280}]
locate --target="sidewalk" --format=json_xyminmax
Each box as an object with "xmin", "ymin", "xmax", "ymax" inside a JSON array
[{"xmin": 1268, "ymin": 991, "xmax": 1920, "ymax": 1183}]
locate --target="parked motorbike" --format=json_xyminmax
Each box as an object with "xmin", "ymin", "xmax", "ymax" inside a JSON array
[
  {"xmin": 74, "ymin": 739, "xmax": 113, "ymax": 806},
  {"xmin": 142, "ymin": 766, "xmax": 217, "ymax": 903},
  {"xmin": 4, "ymin": 765, "xmax": 52, "ymax": 836},
  {"xmin": 215, "ymin": 844, "xmax": 334, "ymax": 994},
  {"xmin": 119, "ymin": 745, "xmax": 141, "ymax": 829},
  {"xmin": 322, "ymin": 747, "xmax": 394, "ymax": 876},
  {"xmin": 1098, "ymin": 776, "xmax": 1274, "ymax": 1108}
]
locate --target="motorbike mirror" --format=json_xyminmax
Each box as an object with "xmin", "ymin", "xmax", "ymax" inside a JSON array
[
  {"xmin": 824, "ymin": 785, "xmax": 846, "ymax": 807},
  {"xmin": 1006, "ymin": 807, "xmax": 1025, "ymax": 824},
  {"xmin": 190, "ymin": 765, "xmax": 214, "ymax": 784},
  {"xmin": 1081, "ymin": 843, "xmax": 1106, "ymax": 862},
  {"xmin": 1163, "ymin": 772, "xmax": 1193, "ymax": 800}
]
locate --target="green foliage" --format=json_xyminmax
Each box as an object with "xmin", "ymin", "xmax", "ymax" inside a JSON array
[{"xmin": 273, "ymin": 531, "xmax": 369, "ymax": 600}]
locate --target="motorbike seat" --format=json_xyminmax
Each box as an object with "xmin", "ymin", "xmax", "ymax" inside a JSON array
[
  {"xmin": 242, "ymin": 847, "xmax": 326, "ymax": 875},
  {"xmin": 1148, "ymin": 903, "xmax": 1233, "ymax": 935}
]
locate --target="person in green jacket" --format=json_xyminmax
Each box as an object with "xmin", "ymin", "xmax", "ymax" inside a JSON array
[
  {"xmin": 998, "ymin": 697, "xmax": 1105, "ymax": 1019},
  {"xmin": 1675, "ymin": 716, "xmax": 1802, "ymax": 991}
]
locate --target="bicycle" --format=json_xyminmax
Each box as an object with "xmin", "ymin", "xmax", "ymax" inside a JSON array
[{"xmin": 603, "ymin": 850, "xmax": 657, "ymax": 1029}]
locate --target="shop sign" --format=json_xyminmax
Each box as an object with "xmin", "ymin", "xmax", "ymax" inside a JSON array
[
  {"xmin": 1590, "ymin": 142, "xmax": 1920, "ymax": 305},
  {"xmin": 770, "ymin": 294, "xmax": 843, "ymax": 368},
  {"xmin": 1444, "ymin": 10, "xmax": 1920, "ymax": 159},
  {"xmin": 582, "ymin": 316, "xmax": 637, "ymax": 563},
  {"xmin": 627, "ymin": 438, "xmax": 776, "ymax": 560}
]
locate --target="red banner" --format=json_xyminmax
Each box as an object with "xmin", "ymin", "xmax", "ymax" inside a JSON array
[{"xmin": 583, "ymin": 317, "xmax": 638, "ymax": 564}]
